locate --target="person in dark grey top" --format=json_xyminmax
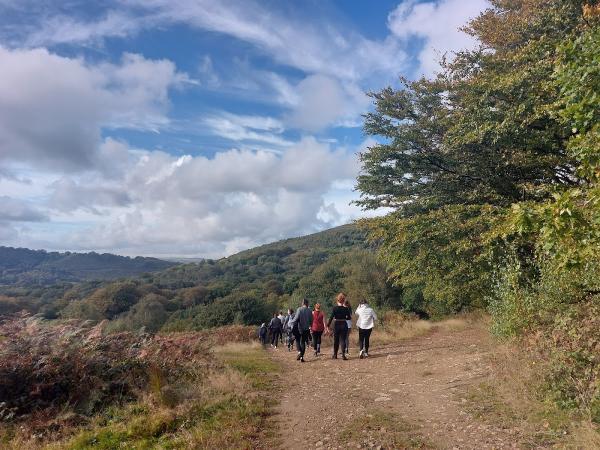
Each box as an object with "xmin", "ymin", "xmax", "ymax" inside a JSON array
[
  {"xmin": 288, "ymin": 298, "xmax": 312, "ymax": 362},
  {"xmin": 268, "ymin": 313, "xmax": 282, "ymax": 348}
]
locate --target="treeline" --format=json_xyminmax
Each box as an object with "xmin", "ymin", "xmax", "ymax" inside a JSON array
[
  {"xmin": 0, "ymin": 225, "xmax": 410, "ymax": 333},
  {"xmin": 357, "ymin": 0, "xmax": 600, "ymax": 422},
  {"xmin": 0, "ymin": 246, "xmax": 174, "ymax": 284}
]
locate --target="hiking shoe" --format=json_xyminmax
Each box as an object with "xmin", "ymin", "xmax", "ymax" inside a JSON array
[
  {"xmin": 332, "ymin": 354, "xmax": 337, "ymax": 359},
  {"xmin": 300, "ymin": 357, "xmax": 305, "ymax": 363},
  {"xmin": 342, "ymin": 354, "xmax": 348, "ymax": 360},
  {"xmin": 296, "ymin": 352, "xmax": 302, "ymax": 361},
  {"xmin": 359, "ymin": 350, "xmax": 364, "ymax": 359},
  {"xmin": 364, "ymin": 352, "xmax": 369, "ymax": 358}
]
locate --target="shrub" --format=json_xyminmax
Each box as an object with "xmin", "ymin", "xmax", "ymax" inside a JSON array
[{"xmin": 0, "ymin": 314, "xmax": 214, "ymax": 429}]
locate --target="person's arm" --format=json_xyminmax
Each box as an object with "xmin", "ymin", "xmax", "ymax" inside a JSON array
[
  {"xmin": 322, "ymin": 313, "xmax": 329, "ymax": 335},
  {"xmin": 372, "ymin": 309, "xmax": 377, "ymax": 322},
  {"xmin": 344, "ymin": 307, "xmax": 351, "ymax": 321},
  {"xmin": 327, "ymin": 307, "xmax": 334, "ymax": 328}
]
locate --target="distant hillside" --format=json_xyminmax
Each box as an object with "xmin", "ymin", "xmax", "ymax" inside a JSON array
[
  {"xmin": 0, "ymin": 247, "xmax": 175, "ymax": 285},
  {"xmin": 0, "ymin": 223, "xmax": 405, "ymax": 330},
  {"xmin": 150, "ymin": 223, "xmax": 367, "ymax": 290}
]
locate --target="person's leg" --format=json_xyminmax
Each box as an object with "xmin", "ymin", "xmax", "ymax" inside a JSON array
[
  {"xmin": 294, "ymin": 330, "xmax": 302, "ymax": 353},
  {"xmin": 364, "ymin": 328, "xmax": 372, "ymax": 355},
  {"xmin": 300, "ymin": 330, "xmax": 309, "ymax": 358},
  {"xmin": 333, "ymin": 328, "xmax": 340, "ymax": 357},
  {"xmin": 315, "ymin": 331, "xmax": 322, "ymax": 353},
  {"xmin": 340, "ymin": 326, "xmax": 348, "ymax": 359},
  {"xmin": 358, "ymin": 328, "xmax": 365, "ymax": 352},
  {"xmin": 345, "ymin": 328, "xmax": 350, "ymax": 353}
]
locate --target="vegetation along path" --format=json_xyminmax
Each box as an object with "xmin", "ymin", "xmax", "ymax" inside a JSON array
[{"xmin": 269, "ymin": 322, "xmax": 521, "ymax": 450}]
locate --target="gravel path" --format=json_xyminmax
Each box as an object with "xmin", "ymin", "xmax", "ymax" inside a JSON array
[{"xmin": 269, "ymin": 325, "xmax": 523, "ymax": 449}]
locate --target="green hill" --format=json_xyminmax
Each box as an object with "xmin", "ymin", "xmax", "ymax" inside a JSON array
[
  {"xmin": 0, "ymin": 247, "xmax": 175, "ymax": 285},
  {"xmin": 0, "ymin": 224, "xmax": 404, "ymax": 330}
]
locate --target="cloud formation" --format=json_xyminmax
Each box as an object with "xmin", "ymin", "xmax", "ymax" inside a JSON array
[
  {"xmin": 0, "ymin": 1, "xmax": 490, "ymax": 257},
  {"xmin": 0, "ymin": 47, "xmax": 188, "ymax": 172},
  {"xmin": 388, "ymin": 0, "xmax": 489, "ymax": 76},
  {"xmin": 38, "ymin": 137, "xmax": 360, "ymax": 256}
]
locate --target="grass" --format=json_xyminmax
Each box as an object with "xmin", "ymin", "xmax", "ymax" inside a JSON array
[
  {"xmin": 338, "ymin": 410, "xmax": 435, "ymax": 449},
  {"xmin": 371, "ymin": 311, "xmax": 477, "ymax": 347},
  {"xmin": 2, "ymin": 342, "xmax": 279, "ymax": 450},
  {"xmin": 463, "ymin": 342, "xmax": 600, "ymax": 449}
]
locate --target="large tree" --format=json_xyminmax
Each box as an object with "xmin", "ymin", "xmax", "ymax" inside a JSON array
[{"xmin": 357, "ymin": 0, "xmax": 590, "ymax": 311}]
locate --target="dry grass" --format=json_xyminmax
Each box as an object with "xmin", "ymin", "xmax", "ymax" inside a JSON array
[
  {"xmin": 0, "ymin": 322, "xmax": 280, "ymax": 450},
  {"xmin": 464, "ymin": 341, "xmax": 600, "ymax": 448},
  {"xmin": 370, "ymin": 311, "xmax": 482, "ymax": 346},
  {"xmin": 338, "ymin": 410, "xmax": 434, "ymax": 449}
]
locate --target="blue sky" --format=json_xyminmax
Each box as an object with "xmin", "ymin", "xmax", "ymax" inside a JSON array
[{"xmin": 0, "ymin": 0, "xmax": 487, "ymax": 257}]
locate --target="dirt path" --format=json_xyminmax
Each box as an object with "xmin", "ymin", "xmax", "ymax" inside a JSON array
[{"xmin": 269, "ymin": 324, "xmax": 522, "ymax": 450}]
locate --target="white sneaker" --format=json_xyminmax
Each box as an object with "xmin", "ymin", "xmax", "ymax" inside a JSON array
[{"xmin": 359, "ymin": 350, "xmax": 364, "ymax": 359}]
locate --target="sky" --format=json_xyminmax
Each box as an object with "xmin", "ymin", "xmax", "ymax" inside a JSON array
[{"xmin": 0, "ymin": 0, "xmax": 488, "ymax": 258}]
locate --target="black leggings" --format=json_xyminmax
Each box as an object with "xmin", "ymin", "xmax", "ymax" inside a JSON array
[
  {"xmin": 312, "ymin": 331, "xmax": 323, "ymax": 351},
  {"xmin": 358, "ymin": 327, "xmax": 372, "ymax": 353},
  {"xmin": 333, "ymin": 322, "xmax": 348, "ymax": 356}
]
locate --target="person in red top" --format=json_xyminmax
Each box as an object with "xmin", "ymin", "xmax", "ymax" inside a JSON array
[{"xmin": 310, "ymin": 303, "xmax": 327, "ymax": 356}]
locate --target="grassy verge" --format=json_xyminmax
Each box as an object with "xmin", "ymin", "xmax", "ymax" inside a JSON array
[
  {"xmin": 2, "ymin": 342, "xmax": 279, "ymax": 450},
  {"xmin": 371, "ymin": 311, "xmax": 481, "ymax": 347},
  {"xmin": 337, "ymin": 410, "xmax": 435, "ymax": 449},
  {"xmin": 463, "ymin": 343, "xmax": 600, "ymax": 449}
]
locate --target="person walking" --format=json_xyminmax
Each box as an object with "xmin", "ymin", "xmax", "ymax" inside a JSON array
[
  {"xmin": 289, "ymin": 299, "xmax": 312, "ymax": 362},
  {"xmin": 327, "ymin": 293, "xmax": 351, "ymax": 360},
  {"xmin": 258, "ymin": 322, "xmax": 268, "ymax": 346},
  {"xmin": 268, "ymin": 313, "xmax": 282, "ymax": 349},
  {"xmin": 277, "ymin": 310, "xmax": 285, "ymax": 344},
  {"xmin": 284, "ymin": 308, "xmax": 295, "ymax": 351},
  {"xmin": 355, "ymin": 300, "xmax": 377, "ymax": 358},
  {"xmin": 344, "ymin": 299, "xmax": 352, "ymax": 355},
  {"xmin": 310, "ymin": 303, "xmax": 327, "ymax": 356}
]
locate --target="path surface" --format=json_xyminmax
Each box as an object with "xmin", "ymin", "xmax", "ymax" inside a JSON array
[{"xmin": 270, "ymin": 324, "xmax": 522, "ymax": 450}]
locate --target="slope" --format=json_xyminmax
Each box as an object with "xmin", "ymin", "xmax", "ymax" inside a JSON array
[{"xmin": 0, "ymin": 247, "xmax": 175, "ymax": 285}]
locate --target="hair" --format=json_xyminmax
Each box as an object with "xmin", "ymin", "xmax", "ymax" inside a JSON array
[
  {"xmin": 344, "ymin": 299, "xmax": 351, "ymax": 309},
  {"xmin": 336, "ymin": 292, "xmax": 346, "ymax": 304},
  {"xmin": 302, "ymin": 298, "xmax": 309, "ymax": 306},
  {"xmin": 314, "ymin": 303, "xmax": 321, "ymax": 311},
  {"xmin": 289, "ymin": 308, "xmax": 294, "ymax": 314},
  {"xmin": 279, "ymin": 311, "xmax": 283, "ymax": 315}
]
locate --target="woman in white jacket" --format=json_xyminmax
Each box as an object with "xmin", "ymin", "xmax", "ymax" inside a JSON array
[{"xmin": 355, "ymin": 300, "xmax": 377, "ymax": 358}]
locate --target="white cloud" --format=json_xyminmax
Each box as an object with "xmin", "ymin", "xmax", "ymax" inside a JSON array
[
  {"xmin": 0, "ymin": 46, "xmax": 188, "ymax": 172},
  {"xmin": 388, "ymin": 0, "xmax": 489, "ymax": 76},
  {"xmin": 201, "ymin": 112, "xmax": 291, "ymax": 148},
  {"xmin": 25, "ymin": 137, "xmax": 361, "ymax": 257},
  {"xmin": 23, "ymin": 11, "xmax": 142, "ymax": 48},
  {"xmin": 286, "ymin": 75, "xmax": 369, "ymax": 132}
]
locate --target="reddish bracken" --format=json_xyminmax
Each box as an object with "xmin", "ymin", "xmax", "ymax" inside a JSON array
[{"xmin": 0, "ymin": 313, "xmax": 255, "ymax": 430}]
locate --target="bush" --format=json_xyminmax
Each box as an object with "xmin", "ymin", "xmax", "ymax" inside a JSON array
[
  {"xmin": 490, "ymin": 256, "xmax": 600, "ymax": 421},
  {"xmin": 0, "ymin": 314, "xmax": 212, "ymax": 427}
]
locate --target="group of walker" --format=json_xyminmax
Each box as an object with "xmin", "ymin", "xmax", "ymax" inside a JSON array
[{"xmin": 258, "ymin": 293, "xmax": 377, "ymax": 362}]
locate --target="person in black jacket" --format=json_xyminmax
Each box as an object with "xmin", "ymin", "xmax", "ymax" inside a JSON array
[
  {"xmin": 326, "ymin": 292, "xmax": 351, "ymax": 360},
  {"xmin": 268, "ymin": 313, "xmax": 282, "ymax": 349}
]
